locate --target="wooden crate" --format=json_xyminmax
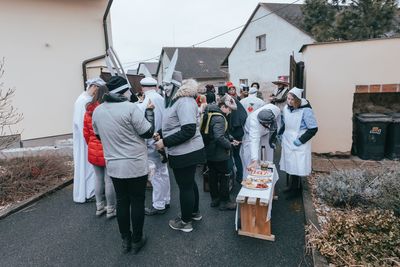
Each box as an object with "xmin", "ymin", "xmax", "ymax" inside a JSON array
[{"xmin": 237, "ymin": 196, "xmax": 275, "ymax": 241}]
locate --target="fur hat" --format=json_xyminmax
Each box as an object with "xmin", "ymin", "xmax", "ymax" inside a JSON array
[
  {"xmin": 107, "ymin": 76, "xmax": 130, "ymax": 94},
  {"xmin": 220, "ymin": 94, "xmax": 237, "ymax": 110},
  {"xmin": 249, "ymin": 87, "xmax": 258, "ymax": 95},
  {"xmin": 288, "ymin": 87, "xmax": 304, "ymax": 99},
  {"xmin": 205, "ymin": 84, "xmax": 215, "ymax": 93}
]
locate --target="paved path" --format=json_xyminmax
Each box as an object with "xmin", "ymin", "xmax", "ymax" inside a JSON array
[{"xmin": 0, "ymin": 161, "xmax": 311, "ymax": 267}]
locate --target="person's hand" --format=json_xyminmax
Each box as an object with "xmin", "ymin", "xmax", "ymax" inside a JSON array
[
  {"xmin": 153, "ymin": 133, "xmax": 160, "ymax": 141},
  {"xmin": 277, "ymin": 135, "xmax": 282, "ymax": 144},
  {"xmin": 269, "ymin": 142, "xmax": 276, "ymax": 149},
  {"xmin": 293, "ymin": 139, "xmax": 302, "ymax": 146},
  {"xmin": 155, "ymin": 139, "xmax": 165, "ymax": 150},
  {"xmin": 231, "ymin": 140, "xmax": 240, "ymax": 146},
  {"xmin": 247, "ymin": 160, "xmax": 258, "ymax": 172},
  {"xmin": 146, "ymin": 99, "xmax": 154, "ymax": 110}
]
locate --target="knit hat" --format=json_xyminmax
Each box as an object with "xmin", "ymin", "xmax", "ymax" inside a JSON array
[
  {"xmin": 249, "ymin": 87, "xmax": 258, "ymax": 95},
  {"xmin": 107, "ymin": 76, "xmax": 130, "ymax": 94},
  {"xmin": 288, "ymin": 87, "xmax": 304, "ymax": 99},
  {"xmin": 140, "ymin": 77, "xmax": 157, "ymax": 87},
  {"xmin": 220, "ymin": 94, "xmax": 237, "ymax": 110},
  {"xmin": 226, "ymin": 81, "xmax": 234, "ymax": 88},
  {"xmin": 257, "ymin": 109, "xmax": 275, "ymax": 125}
]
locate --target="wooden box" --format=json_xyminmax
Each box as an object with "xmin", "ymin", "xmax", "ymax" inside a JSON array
[{"xmin": 236, "ymin": 196, "xmax": 275, "ymax": 241}]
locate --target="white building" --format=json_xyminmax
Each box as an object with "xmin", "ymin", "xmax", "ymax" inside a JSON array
[
  {"xmin": 0, "ymin": 0, "xmax": 112, "ymax": 147},
  {"xmin": 221, "ymin": 3, "xmax": 315, "ymax": 96}
]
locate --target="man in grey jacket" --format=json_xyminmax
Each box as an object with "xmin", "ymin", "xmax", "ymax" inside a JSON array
[
  {"xmin": 204, "ymin": 94, "xmax": 238, "ymax": 210},
  {"xmin": 92, "ymin": 76, "xmax": 155, "ymax": 254}
]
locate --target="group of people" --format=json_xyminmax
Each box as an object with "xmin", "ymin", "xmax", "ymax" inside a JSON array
[{"xmin": 72, "ymin": 72, "xmax": 318, "ymax": 254}]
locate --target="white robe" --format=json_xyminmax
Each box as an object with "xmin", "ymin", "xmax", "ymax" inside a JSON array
[
  {"xmin": 240, "ymin": 104, "xmax": 281, "ymax": 179},
  {"xmin": 139, "ymin": 89, "xmax": 170, "ymax": 209},
  {"xmin": 240, "ymin": 95, "xmax": 265, "ymax": 115},
  {"xmin": 72, "ymin": 92, "xmax": 95, "ymax": 203}
]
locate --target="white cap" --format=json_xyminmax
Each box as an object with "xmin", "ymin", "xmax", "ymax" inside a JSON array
[
  {"xmin": 140, "ymin": 77, "xmax": 157, "ymax": 87},
  {"xmin": 249, "ymin": 87, "xmax": 258, "ymax": 95},
  {"xmin": 288, "ymin": 87, "xmax": 304, "ymax": 99},
  {"xmin": 85, "ymin": 77, "xmax": 105, "ymax": 87}
]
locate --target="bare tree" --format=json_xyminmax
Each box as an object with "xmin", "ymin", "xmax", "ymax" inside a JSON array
[{"xmin": 0, "ymin": 58, "xmax": 23, "ymax": 149}]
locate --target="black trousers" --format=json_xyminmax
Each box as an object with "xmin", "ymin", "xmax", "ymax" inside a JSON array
[
  {"xmin": 172, "ymin": 164, "xmax": 199, "ymax": 223},
  {"xmin": 111, "ymin": 175, "xmax": 147, "ymax": 243},
  {"xmin": 232, "ymin": 144, "xmax": 243, "ymax": 181},
  {"xmin": 207, "ymin": 160, "xmax": 230, "ymax": 202}
]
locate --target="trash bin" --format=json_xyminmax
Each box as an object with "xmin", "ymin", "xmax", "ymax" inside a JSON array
[
  {"xmin": 355, "ymin": 113, "xmax": 391, "ymax": 160},
  {"xmin": 385, "ymin": 113, "xmax": 400, "ymax": 160}
]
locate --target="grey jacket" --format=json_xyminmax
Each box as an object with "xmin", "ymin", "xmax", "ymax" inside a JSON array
[{"xmin": 205, "ymin": 105, "xmax": 231, "ymax": 162}]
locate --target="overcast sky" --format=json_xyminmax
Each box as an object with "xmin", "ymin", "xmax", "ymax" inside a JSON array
[{"xmin": 110, "ymin": 0, "xmax": 297, "ymax": 70}]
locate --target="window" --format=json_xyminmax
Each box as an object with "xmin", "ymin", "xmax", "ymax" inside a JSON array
[
  {"xmin": 256, "ymin": 34, "xmax": 266, "ymax": 52},
  {"xmin": 239, "ymin": 79, "xmax": 248, "ymax": 86}
]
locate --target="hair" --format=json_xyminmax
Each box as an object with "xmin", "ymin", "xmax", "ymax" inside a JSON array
[
  {"xmin": 288, "ymin": 92, "xmax": 302, "ymax": 108},
  {"xmin": 87, "ymin": 85, "xmax": 109, "ymax": 107},
  {"xmin": 205, "ymin": 91, "xmax": 216, "ymax": 104},
  {"xmin": 251, "ymin": 82, "xmax": 260, "ymax": 89}
]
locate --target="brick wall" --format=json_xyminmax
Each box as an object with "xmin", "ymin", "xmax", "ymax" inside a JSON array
[{"xmin": 355, "ymin": 83, "xmax": 400, "ymax": 93}]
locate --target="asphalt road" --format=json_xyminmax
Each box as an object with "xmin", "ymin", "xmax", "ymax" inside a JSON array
[{"xmin": 0, "ymin": 159, "xmax": 312, "ymax": 267}]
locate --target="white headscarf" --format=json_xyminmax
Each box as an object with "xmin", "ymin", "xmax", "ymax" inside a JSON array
[
  {"xmin": 288, "ymin": 87, "xmax": 304, "ymax": 99},
  {"xmin": 85, "ymin": 77, "xmax": 105, "ymax": 90}
]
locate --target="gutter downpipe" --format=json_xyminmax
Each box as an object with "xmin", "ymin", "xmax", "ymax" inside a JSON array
[{"xmin": 81, "ymin": 0, "xmax": 114, "ymax": 89}]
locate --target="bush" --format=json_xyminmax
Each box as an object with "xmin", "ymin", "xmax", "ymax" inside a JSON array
[
  {"xmin": 316, "ymin": 165, "xmax": 400, "ymax": 213},
  {"xmin": 315, "ymin": 169, "xmax": 373, "ymax": 207},
  {"xmin": 308, "ymin": 209, "xmax": 400, "ymax": 266},
  {"xmin": 0, "ymin": 155, "xmax": 72, "ymax": 205}
]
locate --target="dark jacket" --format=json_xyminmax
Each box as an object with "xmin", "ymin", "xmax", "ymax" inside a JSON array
[
  {"xmin": 228, "ymin": 98, "xmax": 247, "ymax": 141},
  {"xmin": 205, "ymin": 105, "xmax": 231, "ymax": 162}
]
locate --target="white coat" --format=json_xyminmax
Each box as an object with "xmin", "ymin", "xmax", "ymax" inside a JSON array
[
  {"xmin": 240, "ymin": 94, "xmax": 265, "ymax": 115},
  {"xmin": 139, "ymin": 89, "xmax": 170, "ymax": 209},
  {"xmin": 72, "ymin": 92, "xmax": 95, "ymax": 203},
  {"xmin": 240, "ymin": 104, "xmax": 281, "ymax": 179},
  {"xmin": 279, "ymin": 104, "xmax": 312, "ymax": 176}
]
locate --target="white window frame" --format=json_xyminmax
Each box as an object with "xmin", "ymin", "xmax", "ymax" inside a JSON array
[
  {"xmin": 239, "ymin": 79, "xmax": 248, "ymax": 86},
  {"xmin": 256, "ymin": 34, "xmax": 266, "ymax": 52}
]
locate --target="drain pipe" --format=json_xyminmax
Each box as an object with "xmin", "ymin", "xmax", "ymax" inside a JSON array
[{"xmin": 82, "ymin": 0, "xmax": 113, "ymax": 88}]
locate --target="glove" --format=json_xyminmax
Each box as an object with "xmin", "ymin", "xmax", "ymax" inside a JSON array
[{"xmin": 293, "ymin": 139, "xmax": 302, "ymax": 146}]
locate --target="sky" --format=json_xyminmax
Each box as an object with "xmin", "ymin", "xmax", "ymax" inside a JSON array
[{"xmin": 110, "ymin": 0, "xmax": 297, "ymax": 70}]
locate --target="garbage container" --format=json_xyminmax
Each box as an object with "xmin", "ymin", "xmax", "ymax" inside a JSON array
[
  {"xmin": 355, "ymin": 113, "xmax": 391, "ymax": 160},
  {"xmin": 385, "ymin": 113, "xmax": 400, "ymax": 160}
]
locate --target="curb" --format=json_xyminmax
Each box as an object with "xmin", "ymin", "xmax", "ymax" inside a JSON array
[
  {"xmin": 0, "ymin": 177, "xmax": 73, "ymax": 220},
  {"xmin": 302, "ymin": 177, "xmax": 329, "ymax": 267}
]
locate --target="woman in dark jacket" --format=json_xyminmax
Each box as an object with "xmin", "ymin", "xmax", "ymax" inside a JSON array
[
  {"xmin": 205, "ymin": 94, "xmax": 238, "ymax": 210},
  {"xmin": 155, "ymin": 76, "xmax": 206, "ymax": 233}
]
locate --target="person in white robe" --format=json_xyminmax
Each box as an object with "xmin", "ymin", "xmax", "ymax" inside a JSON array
[
  {"xmin": 138, "ymin": 77, "xmax": 171, "ymax": 215},
  {"xmin": 240, "ymin": 104, "xmax": 281, "ymax": 179},
  {"xmin": 72, "ymin": 77, "xmax": 105, "ymax": 203},
  {"xmin": 240, "ymin": 86, "xmax": 265, "ymax": 115}
]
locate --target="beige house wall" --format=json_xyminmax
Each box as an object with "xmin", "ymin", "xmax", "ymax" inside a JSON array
[
  {"xmin": 302, "ymin": 38, "xmax": 400, "ymax": 153},
  {"xmin": 0, "ymin": 0, "xmax": 110, "ymax": 140}
]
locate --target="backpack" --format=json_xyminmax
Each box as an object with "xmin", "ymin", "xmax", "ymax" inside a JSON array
[{"xmin": 200, "ymin": 110, "xmax": 228, "ymax": 145}]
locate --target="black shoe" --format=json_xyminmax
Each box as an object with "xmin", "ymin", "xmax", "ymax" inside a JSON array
[
  {"xmin": 121, "ymin": 236, "xmax": 132, "ymax": 254},
  {"xmin": 210, "ymin": 198, "xmax": 220, "ymax": 207},
  {"xmin": 145, "ymin": 206, "xmax": 166, "ymax": 216},
  {"xmin": 165, "ymin": 204, "xmax": 171, "ymax": 209},
  {"xmin": 132, "ymin": 235, "xmax": 147, "ymax": 254},
  {"xmin": 219, "ymin": 201, "xmax": 237, "ymax": 211}
]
